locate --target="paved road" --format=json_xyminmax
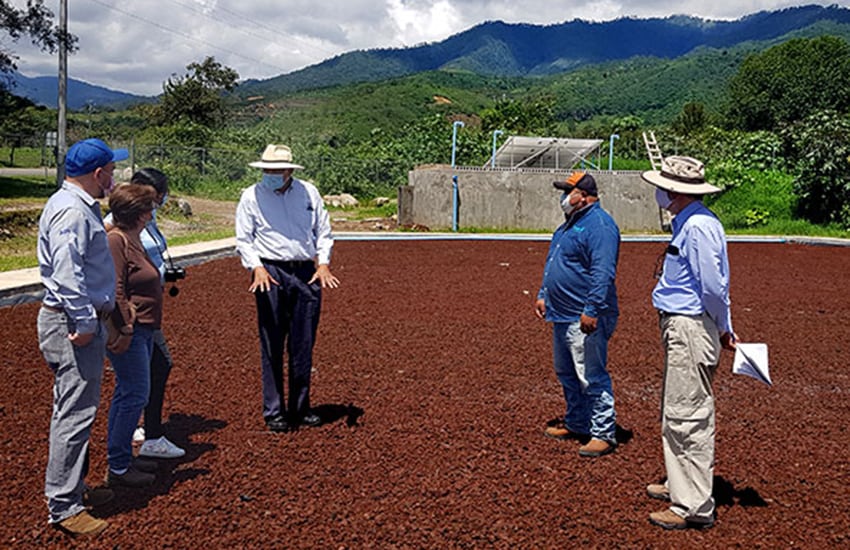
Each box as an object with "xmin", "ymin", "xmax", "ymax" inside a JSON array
[{"xmin": 0, "ymin": 167, "xmax": 56, "ymax": 177}]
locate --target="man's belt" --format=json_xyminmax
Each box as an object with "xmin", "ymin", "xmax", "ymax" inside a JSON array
[
  {"xmin": 42, "ymin": 304, "xmax": 112, "ymax": 320},
  {"xmin": 260, "ymin": 258, "xmax": 314, "ymax": 270}
]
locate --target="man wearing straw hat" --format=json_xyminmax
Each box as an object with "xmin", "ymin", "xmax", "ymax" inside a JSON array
[
  {"xmin": 640, "ymin": 156, "xmax": 737, "ymax": 530},
  {"xmin": 235, "ymin": 144, "xmax": 339, "ymax": 434}
]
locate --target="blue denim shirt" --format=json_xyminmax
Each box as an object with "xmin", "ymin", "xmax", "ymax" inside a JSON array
[
  {"xmin": 652, "ymin": 200, "xmax": 733, "ymax": 334},
  {"xmin": 38, "ymin": 182, "xmax": 116, "ymax": 334},
  {"xmin": 538, "ymin": 202, "xmax": 620, "ymax": 322}
]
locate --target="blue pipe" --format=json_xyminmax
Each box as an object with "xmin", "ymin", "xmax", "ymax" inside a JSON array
[
  {"xmin": 490, "ymin": 129, "xmax": 503, "ymax": 168},
  {"xmin": 608, "ymin": 133, "xmax": 620, "ymax": 171},
  {"xmin": 452, "ymin": 175, "xmax": 459, "ymax": 232}
]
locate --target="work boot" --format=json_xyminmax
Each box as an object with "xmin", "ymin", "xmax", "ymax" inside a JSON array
[
  {"xmin": 55, "ymin": 511, "xmax": 108, "ymax": 538},
  {"xmin": 649, "ymin": 509, "xmax": 714, "ymax": 530},
  {"xmin": 578, "ymin": 438, "xmax": 616, "ymax": 457},
  {"xmin": 646, "ymin": 483, "xmax": 670, "ymax": 501},
  {"xmin": 543, "ymin": 421, "xmax": 588, "ymax": 442}
]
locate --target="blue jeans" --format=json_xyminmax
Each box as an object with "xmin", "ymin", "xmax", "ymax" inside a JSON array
[
  {"xmin": 106, "ymin": 325, "xmax": 153, "ymax": 472},
  {"xmin": 552, "ymin": 316, "xmax": 618, "ymax": 443}
]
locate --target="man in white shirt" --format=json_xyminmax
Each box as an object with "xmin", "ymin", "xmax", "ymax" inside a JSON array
[{"xmin": 235, "ymin": 145, "xmax": 339, "ymax": 433}]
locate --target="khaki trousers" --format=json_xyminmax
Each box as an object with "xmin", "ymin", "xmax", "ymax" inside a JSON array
[{"xmin": 659, "ymin": 312, "xmax": 720, "ymax": 524}]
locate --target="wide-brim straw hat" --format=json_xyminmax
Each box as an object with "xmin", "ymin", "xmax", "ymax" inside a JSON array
[
  {"xmin": 248, "ymin": 144, "xmax": 304, "ymax": 170},
  {"xmin": 641, "ymin": 156, "xmax": 721, "ymax": 195}
]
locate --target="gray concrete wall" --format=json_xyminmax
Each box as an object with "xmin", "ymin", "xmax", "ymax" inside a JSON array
[{"xmin": 398, "ymin": 166, "xmax": 663, "ymax": 232}]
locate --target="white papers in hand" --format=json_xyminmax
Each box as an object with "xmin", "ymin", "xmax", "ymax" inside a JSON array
[{"xmin": 732, "ymin": 343, "xmax": 771, "ymax": 386}]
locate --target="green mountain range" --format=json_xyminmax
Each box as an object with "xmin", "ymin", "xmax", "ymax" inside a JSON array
[{"xmin": 235, "ymin": 4, "xmax": 850, "ymax": 100}]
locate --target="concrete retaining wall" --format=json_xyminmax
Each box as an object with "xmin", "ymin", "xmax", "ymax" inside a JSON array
[{"xmin": 398, "ymin": 166, "xmax": 663, "ymax": 232}]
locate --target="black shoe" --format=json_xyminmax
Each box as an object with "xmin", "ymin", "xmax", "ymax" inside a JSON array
[
  {"xmin": 265, "ymin": 414, "xmax": 289, "ymax": 433},
  {"xmin": 132, "ymin": 458, "xmax": 159, "ymax": 473},
  {"xmin": 299, "ymin": 412, "xmax": 322, "ymax": 427},
  {"xmin": 105, "ymin": 466, "xmax": 155, "ymax": 488},
  {"xmin": 82, "ymin": 486, "xmax": 114, "ymax": 508}
]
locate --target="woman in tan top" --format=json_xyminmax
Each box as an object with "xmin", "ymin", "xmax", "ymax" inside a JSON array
[{"xmin": 104, "ymin": 184, "xmax": 162, "ymax": 489}]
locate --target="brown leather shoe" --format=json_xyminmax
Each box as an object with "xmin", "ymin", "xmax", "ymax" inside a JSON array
[
  {"xmin": 649, "ymin": 509, "xmax": 714, "ymax": 530},
  {"xmin": 578, "ymin": 438, "xmax": 615, "ymax": 457},
  {"xmin": 55, "ymin": 511, "xmax": 108, "ymax": 538},
  {"xmin": 543, "ymin": 422, "xmax": 588, "ymax": 442},
  {"xmin": 646, "ymin": 483, "xmax": 670, "ymax": 501}
]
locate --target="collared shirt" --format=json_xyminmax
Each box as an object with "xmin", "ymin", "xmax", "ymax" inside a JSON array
[
  {"xmin": 235, "ymin": 178, "xmax": 333, "ymax": 270},
  {"xmin": 38, "ymin": 181, "xmax": 116, "ymax": 334},
  {"xmin": 538, "ymin": 202, "xmax": 620, "ymax": 322},
  {"xmin": 105, "ymin": 210, "xmax": 167, "ymax": 282},
  {"xmin": 652, "ymin": 200, "xmax": 732, "ymax": 334}
]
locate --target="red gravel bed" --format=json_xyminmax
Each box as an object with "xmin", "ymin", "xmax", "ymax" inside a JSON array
[{"xmin": 2, "ymin": 241, "xmax": 849, "ymax": 548}]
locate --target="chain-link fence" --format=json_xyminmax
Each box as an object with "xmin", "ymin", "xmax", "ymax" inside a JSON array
[{"xmin": 3, "ymin": 134, "xmax": 416, "ymax": 199}]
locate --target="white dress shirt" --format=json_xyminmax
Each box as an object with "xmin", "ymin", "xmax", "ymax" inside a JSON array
[{"xmin": 235, "ymin": 178, "xmax": 334, "ymax": 270}]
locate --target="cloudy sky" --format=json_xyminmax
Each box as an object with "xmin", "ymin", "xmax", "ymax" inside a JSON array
[{"xmin": 8, "ymin": 0, "xmax": 849, "ymax": 96}]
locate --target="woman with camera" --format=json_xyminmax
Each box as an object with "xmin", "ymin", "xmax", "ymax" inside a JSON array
[
  {"xmin": 105, "ymin": 168, "xmax": 185, "ymax": 460},
  {"xmin": 104, "ymin": 184, "xmax": 162, "ymax": 487}
]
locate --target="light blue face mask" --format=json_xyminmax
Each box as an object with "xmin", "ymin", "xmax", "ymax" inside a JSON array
[
  {"xmin": 159, "ymin": 192, "xmax": 168, "ymax": 207},
  {"xmin": 260, "ymin": 173, "xmax": 284, "ymax": 191},
  {"xmin": 655, "ymin": 187, "xmax": 672, "ymax": 210}
]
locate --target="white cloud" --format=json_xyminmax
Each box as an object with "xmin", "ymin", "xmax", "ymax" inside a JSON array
[
  {"xmin": 386, "ymin": 0, "xmax": 462, "ymax": 46},
  {"xmin": 5, "ymin": 0, "xmax": 847, "ymax": 96}
]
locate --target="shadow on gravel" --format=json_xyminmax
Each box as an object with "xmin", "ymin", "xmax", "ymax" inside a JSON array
[
  {"xmin": 714, "ymin": 476, "xmax": 769, "ymax": 507},
  {"xmin": 96, "ymin": 413, "xmax": 227, "ymax": 517},
  {"xmin": 313, "ymin": 403, "xmax": 364, "ymax": 427}
]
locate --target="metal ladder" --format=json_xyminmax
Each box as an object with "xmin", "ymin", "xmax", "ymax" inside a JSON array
[
  {"xmin": 642, "ymin": 131, "xmax": 672, "ymax": 231},
  {"xmin": 642, "ymin": 131, "xmax": 664, "ymax": 170}
]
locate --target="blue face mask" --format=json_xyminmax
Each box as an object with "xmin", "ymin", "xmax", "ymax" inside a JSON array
[
  {"xmin": 260, "ymin": 174, "xmax": 284, "ymax": 191},
  {"xmin": 159, "ymin": 192, "xmax": 168, "ymax": 207},
  {"xmin": 655, "ymin": 187, "xmax": 672, "ymax": 210}
]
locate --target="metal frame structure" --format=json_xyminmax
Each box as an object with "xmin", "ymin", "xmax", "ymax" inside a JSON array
[{"xmin": 487, "ymin": 136, "xmax": 603, "ymax": 170}]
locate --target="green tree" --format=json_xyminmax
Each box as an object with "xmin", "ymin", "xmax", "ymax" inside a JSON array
[
  {"xmin": 781, "ymin": 110, "xmax": 850, "ymax": 227},
  {"xmin": 727, "ymin": 36, "xmax": 850, "ymax": 131},
  {"xmin": 154, "ymin": 56, "xmax": 238, "ymax": 128},
  {"xmin": 0, "ymin": 0, "xmax": 77, "ymax": 79},
  {"xmin": 672, "ymin": 102, "xmax": 709, "ymax": 137},
  {"xmin": 480, "ymin": 97, "xmax": 556, "ymax": 135}
]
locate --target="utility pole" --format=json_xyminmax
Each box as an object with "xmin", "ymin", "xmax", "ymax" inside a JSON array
[{"xmin": 56, "ymin": 0, "xmax": 68, "ymax": 186}]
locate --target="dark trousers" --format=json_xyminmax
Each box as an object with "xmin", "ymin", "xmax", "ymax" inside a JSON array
[
  {"xmin": 256, "ymin": 261, "xmax": 321, "ymax": 420},
  {"xmin": 144, "ymin": 329, "xmax": 173, "ymax": 439}
]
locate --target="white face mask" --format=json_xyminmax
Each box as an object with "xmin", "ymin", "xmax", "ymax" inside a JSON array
[
  {"xmin": 560, "ymin": 192, "xmax": 578, "ymax": 216},
  {"xmin": 655, "ymin": 187, "xmax": 672, "ymax": 210},
  {"xmin": 99, "ymin": 174, "xmax": 115, "ymax": 198}
]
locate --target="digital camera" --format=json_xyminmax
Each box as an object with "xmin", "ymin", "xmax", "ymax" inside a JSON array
[{"xmin": 164, "ymin": 266, "xmax": 186, "ymax": 282}]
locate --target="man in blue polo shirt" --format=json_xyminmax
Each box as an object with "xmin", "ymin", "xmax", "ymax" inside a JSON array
[
  {"xmin": 535, "ymin": 172, "xmax": 621, "ymax": 458},
  {"xmin": 37, "ymin": 138, "xmax": 128, "ymax": 538}
]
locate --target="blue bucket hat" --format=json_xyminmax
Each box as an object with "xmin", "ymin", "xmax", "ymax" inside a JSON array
[{"xmin": 65, "ymin": 138, "xmax": 129, "ymax": 177}]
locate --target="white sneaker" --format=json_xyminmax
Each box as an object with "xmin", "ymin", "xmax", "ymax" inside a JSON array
[
  {"xmin": 132, "ymin": 427, "xmax": 145, "ymax": 443},
  {"xmin": 138, "ymin": 436, "xmax": 186, "ymax": 459}
]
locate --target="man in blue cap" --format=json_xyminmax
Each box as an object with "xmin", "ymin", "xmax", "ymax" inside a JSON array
[{"xmin": 37, "ymin": 138, "xmax": 128, "ymax": 538}]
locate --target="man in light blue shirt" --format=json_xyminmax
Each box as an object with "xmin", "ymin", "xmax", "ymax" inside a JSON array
[
  {"xmin": 641, "ymin": 156, "xmax": 737, "ymax": 531},
  {"xmin": 37, "ymin": 138, "xmax": 128, "ymax": 538},
  {"xmin": 236, "ymin": 144, "xmax": 339, "ymax": 433}
]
